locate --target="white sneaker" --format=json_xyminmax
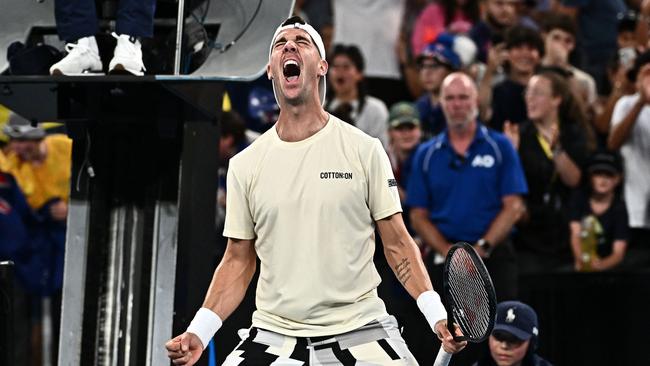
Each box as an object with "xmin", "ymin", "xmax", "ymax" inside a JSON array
[
  {"xmin": 108, "ymin": 33, "xmax": 146, "ymax": 76},
  {"xmin": 49, "ymin": 36, "xmax": 103, "ymax": 75}
]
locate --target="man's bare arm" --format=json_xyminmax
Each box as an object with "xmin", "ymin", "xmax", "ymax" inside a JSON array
[
  {"xmin": 377, "ymin": 213, "xmax": 432, "ymax": 297},
  {"xmin": 377, "ymin": 212, "xmax": 467, "ymax": 354},
  {"xmin": 203, "ymin": 238, "xmax": 257, "ymax": 320},
  {"xmin": 608, "ymin": 98, "xmax": 644, "ymax": 151},
  {"xmin": 479, "ymin": 195, "xmax": 525, "ymax": 250},
  {"xmin": 166, "ymin": 238, "xmax": 256, "ymax": 365}
]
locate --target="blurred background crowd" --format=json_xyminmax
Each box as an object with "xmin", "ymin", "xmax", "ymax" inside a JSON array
[{"xmin": 1, "ymin": 0, "xmax": 650, "ymax": 365}]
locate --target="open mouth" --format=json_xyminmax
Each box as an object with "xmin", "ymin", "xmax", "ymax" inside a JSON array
[{"xmin": 283, "ymin": 60, "xmax": 301, "ymax": 82}]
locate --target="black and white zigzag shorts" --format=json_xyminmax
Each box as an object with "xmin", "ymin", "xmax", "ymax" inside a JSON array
[{"xmin": 222, "ymin": 315, "xmax": 419, "ymax": 365}]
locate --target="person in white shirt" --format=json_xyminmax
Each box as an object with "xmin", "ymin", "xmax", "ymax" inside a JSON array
[
  {"xmin": 332, "ymin": 0, "xmax": 410, "ymax": 107},
  {"xmin": 165, "ymin": 16, "xmax": 466, "ymax": 366},
  {"xmin": 609, "ymin": 50, "xmax": 650, "ymax": 269},
  {"xmin": 325, "ymin": 44, "xmax": 390, "ymax": 149}
]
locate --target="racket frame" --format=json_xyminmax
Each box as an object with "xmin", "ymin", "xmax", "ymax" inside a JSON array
[{"xmin": 441, "ymin": 242, "xmax": 497, "ymax": 343}]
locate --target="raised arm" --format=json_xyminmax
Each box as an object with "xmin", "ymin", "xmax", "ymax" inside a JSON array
[
  {"xmin": 166, "ymin": 237, "xmax": 257, "ymax": 365},
  {"xmin": 608, "ymin": 98, "xmax": 645, "ymax": 151},
  {"xmin": 377, "ymin": 213, "xmax": 466, "ymax": 354},
  {"xmin": 553, "ymin": 148, "xmax": 582, "ymax": 187},
  {"xmin": 609, "ymin": 65, "xmax": 650, "ymax": 150}
]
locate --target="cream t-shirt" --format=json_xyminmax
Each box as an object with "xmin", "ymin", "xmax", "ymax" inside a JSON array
[{"xmin": 223, "ymin": 115, "xmax": 402, "ymax": 336}]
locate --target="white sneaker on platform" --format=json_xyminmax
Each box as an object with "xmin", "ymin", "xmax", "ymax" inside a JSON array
[
  {"xmin": 49, "ymin": 36, "xmax": 103, "ymax": 75},
  {"xmin": 108, "ymin": 33, "xmax": 146, "ymax": 76}
]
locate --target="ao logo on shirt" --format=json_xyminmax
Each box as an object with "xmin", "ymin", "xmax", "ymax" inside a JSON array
[{"xmin": 471, "ymin": 155, "xmax": 495, "ymax": 168}]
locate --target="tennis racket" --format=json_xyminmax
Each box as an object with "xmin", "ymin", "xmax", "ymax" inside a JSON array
[{"xmin": 433, "ymin": 242, "xmax": 497, "ymax": 366}]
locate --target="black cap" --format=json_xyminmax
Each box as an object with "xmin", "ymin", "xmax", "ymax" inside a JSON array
[
  {"xmin": 587, "ymin": 151, "xmax": 622, "ymax": 175},
  {"xmin": 493, "ymin": 301, "xmax": 539, "ymax": 341}
]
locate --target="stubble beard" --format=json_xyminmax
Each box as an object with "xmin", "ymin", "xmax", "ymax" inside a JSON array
[{"xmin": 446, "ymin": 107, "xmax": 478, "ymax": 132}]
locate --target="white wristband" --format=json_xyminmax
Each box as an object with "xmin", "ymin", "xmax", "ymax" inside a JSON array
[
  {"xmin": 186, "ymin": 307, "xmax": 223, "ymax": 349},
  {"xmin": 417, "ymin": 290, "xmax": 447, "ymax": 335}
]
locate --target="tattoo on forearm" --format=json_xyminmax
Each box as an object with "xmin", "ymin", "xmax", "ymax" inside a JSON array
[{"xmin": 395, "ymin": 257, "xmax": 412, "ymax": 286}]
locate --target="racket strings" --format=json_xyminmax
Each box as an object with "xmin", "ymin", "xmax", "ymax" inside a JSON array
[
  {"xmin": 447, "ymin": 249, "xmax": 492, "ymax": 340},
  {"xmin": 449, "ymin": 277, "xmax": 489, "ymax": 339},
  {"xmin": 448, "ymin": 276, "xmax": 490, "ymax": 337}
]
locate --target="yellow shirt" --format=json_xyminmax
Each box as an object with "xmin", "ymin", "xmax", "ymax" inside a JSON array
[{"xmin": 1, "ymin": 134, "xmax": 72, "ymax": 209}]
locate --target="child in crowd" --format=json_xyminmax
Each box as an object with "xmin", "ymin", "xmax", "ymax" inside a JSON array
[
  {"xmin": 474, "ymin": 301, "xmax": 553, "ymax": 366},
  {"xmin": 569, "ymin": 151, "xmax": 629, "ymax": 271}
]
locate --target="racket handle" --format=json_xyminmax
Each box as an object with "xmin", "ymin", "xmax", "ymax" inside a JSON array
[{"xmin": 433, "ymin": 349, "xmax": 452, "ymax": 366}]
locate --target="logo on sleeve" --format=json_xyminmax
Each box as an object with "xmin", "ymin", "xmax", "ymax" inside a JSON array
[{"xmin": 388, "ymin": 179, "xmax": 398, "ymax": 187}]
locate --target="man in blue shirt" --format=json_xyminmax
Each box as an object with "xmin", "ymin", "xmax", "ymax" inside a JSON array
[{"xmin": 407, "ymin": 72, "xmax": 527, "ymax": 303}]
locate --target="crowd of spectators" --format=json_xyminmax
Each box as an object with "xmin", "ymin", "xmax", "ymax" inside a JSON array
[
  {"xmin": 0, "ymin": 112, "xmax": 71, "ymax": 365},
  {"xmin": 230, "ymin": 0, "xmax": 650, "ymax": 278},
  {"xmin": 224, "ymin": 0, "xmax": 650, "ymax": 363},
  {"xmin": 2, "ymin": 0, "xmax": 650, "ymax": 365}
]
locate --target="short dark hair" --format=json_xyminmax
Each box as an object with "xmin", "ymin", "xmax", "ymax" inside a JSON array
[
  {"xmin": 220, "ymin": 111, "xmax": 246, "ymax": 146},
  {"xmin": 542, "ymin": 13, "xmax": 577, "ymax": 37},
  {"xmin": 328, "ymin": 44, "xmax": 365, "ymax": 73},
  {"xmin": 505, "ymin": 25, "xmax": 544, "ymax": 57},
  {"xmin": 281, "ymin": 15, "xmax": 307, "ymax": 27}
]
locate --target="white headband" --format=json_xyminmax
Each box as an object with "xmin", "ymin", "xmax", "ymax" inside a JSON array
[
  {"xmin": 269, "ymin": 21, "xmax": 326, "ymax": 61},
  {"xmin": 268, "ymin": 20, "xmax": 327, "ymax": 106}
]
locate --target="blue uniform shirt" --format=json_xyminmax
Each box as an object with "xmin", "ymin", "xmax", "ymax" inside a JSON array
[
  {"xmin": 0, "ymin": 172, "xmax": 30, "ymax": 259},
  {"xmin": 406, "ymin": 124, "xmax": 528, "ymax": 242}
]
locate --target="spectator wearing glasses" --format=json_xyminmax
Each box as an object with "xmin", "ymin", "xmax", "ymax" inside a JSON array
[
  {"xmin": 504, "ymin": 70, "xmax": 595, "ymax": 273},
  {"xmin": 413, "ymin": 33, "xmax": 477, "ymax": 139}
]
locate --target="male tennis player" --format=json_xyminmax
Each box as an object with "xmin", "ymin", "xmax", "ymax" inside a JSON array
[{"xmin": 165, "ymin": 16, "xmax": 466, "ymax": 365}]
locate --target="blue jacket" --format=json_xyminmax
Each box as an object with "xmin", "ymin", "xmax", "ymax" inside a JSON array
[{"xmin": 0, "ymin": 172, "xmax": 65, "ymax": 296}]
